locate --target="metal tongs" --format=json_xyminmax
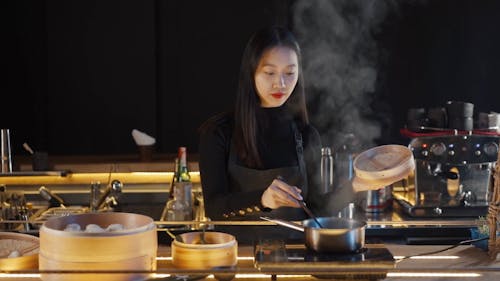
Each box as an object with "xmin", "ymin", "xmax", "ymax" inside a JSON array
[
  {"xmin": 276, "ymin": 175, "xmax": 323, "ymax": 228},
  {"xmin": 298, "ymin": 199, "xmax": 324, "ymax": 228}
]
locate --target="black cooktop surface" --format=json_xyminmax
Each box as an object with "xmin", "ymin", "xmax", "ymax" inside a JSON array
[{"xmin": 254, "ymin": 240, "xmax": 395, "ymax": 271}]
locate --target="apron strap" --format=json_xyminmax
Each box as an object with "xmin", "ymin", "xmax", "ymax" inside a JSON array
[{"xmin": 291, "ymin": 122, "xmax": 306, "ymax": 176}]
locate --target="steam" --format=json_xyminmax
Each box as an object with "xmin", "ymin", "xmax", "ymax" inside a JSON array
[{"xmin": 292, "ymin": 0, "xmax": 397, "ymax": 150}]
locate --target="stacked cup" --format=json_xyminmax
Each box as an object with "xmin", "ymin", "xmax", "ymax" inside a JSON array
[{"xmin": 445, "ymin": 101, "xmax": 474, "ymax": 131}]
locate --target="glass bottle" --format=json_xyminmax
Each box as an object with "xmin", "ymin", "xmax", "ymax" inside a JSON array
[
  {"xmin": 161, "ymin": 158, "xmax": 179, "ymax": 221},
  {"xmin": 177, "ymin": 147, "xmax": 193, "ymax": 217},
  {"xmin": 178, "ymin": 146, "xmax": 191, "ymax": 182},
  {"xmin": 165, "ymin": 184, "xmax": 191, "ymax": 221},
  {"xmin": 170, "ymin": 158, "xmax": 179, "ymax": 198}
]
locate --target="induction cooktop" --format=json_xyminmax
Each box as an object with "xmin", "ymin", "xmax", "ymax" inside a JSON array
[{"xmin": 254, "ymin": 240, "xmax": 395, "ymax": 279}]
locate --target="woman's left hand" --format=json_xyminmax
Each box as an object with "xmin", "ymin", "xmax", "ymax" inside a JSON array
[{"xmin": 261, "ymin": 178, "xmax": 302, "ymax": 209}]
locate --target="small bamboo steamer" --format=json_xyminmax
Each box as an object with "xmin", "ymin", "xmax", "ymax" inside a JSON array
[
  {"xmin": 171, "ymin": 231, "xmax": 237, "ymax": 269},
  {"xmin": 39, "ymin": 212, "xmax": 157, "ymax": 281},
  {"xmin": 353, "ymin": 144, "xmax": 415, "ymax": 192},
  {"xmin": 0, "ymin": 232, "xmax": 39, "ymax": 270}
]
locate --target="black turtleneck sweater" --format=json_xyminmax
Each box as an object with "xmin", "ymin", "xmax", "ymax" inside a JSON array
[{"xmin": 198, "ymin": 107, "xmax": 322, "ymax": 220}]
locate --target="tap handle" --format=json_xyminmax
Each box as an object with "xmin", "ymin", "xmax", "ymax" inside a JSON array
[
  {"xmin": 95, "ymin": 180, "xmax": 123, "ymax": 210},
  {"xmin": 110, "ymin": 180, "xmax": 123, "ymax": 193},
  {"xmin": 39, "ymin": 186, "xmax": 66, "ymax": 208}
]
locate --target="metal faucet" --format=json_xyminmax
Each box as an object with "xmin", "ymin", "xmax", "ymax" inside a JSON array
[{"xmin": 90, "ymin": 180, "xmax": 122, "ymax": 212}]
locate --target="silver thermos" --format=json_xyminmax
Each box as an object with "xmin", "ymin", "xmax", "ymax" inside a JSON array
[{"xmin": 320, "ymin": 147, "xmax": 334, "ymax": 194}]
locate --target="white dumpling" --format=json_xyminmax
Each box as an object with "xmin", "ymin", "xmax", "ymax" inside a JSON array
[
  {"xmin": 64, "ymin": 223, "xmax": 82, "ymax": 232},
  {"xmin": 85, "ymin": 224, "xmax": 105, "ymax": 233},
  {"xmin": 105, "ymin": 223, "xmax": 124, "ymax": 232},
  {"xmin": 8, "ymin": 250, "xmax": 21, "ymax": 258}
]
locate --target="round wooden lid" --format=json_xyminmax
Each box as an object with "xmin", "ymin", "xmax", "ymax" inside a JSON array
[{"xmin": 352, "ymin": 144, "xmax": 414, "ymax": 192}]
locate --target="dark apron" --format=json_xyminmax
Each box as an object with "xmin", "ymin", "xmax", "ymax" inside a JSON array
[{"xmin": 219, "ymin": 122, "xmax": 308, "ymax": 243}]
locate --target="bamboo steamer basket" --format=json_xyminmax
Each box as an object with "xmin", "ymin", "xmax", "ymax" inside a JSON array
[
  {"xmin": 39, "ymin": 212, "xmax": 157, "ymax": 281},
  {"xmin": 0, "ymin": 232, "xmax": 39, "ymax": 270},
  {"xmin": 171, "ymin": 231, "xmax": 237, "ymax": 269},
  {"xmin": 352, "ymin": 144, "xmax": 415, "ymax": 192}
]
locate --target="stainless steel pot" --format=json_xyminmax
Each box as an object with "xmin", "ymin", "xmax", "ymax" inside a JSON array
[{"xmin": 261, "ymin": 216, "xmax": 366, "ymax": 253}]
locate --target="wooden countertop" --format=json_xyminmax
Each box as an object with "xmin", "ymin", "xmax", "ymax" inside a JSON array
[{"xmin": 0, "ymin": 242, "xmax": 499, "ymax": 280}]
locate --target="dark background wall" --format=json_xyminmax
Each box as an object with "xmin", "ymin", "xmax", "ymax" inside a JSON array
[{"xmin": 3, "ymin": 0, "xmax": 500, "ymax": 157}]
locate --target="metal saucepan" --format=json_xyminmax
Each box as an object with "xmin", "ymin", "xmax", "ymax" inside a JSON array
[{"xmin": 261, "ymin": 216, "xmax": 366, "ymax": 253}]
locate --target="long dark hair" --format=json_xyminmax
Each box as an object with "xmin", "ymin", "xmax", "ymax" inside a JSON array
[{"xmin": 234, "ymin": 26, "xmax": 309, "ymax": 168}]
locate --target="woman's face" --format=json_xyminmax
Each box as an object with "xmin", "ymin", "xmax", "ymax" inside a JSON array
[{"xmin": 254, "ymin": 46, "xmax": 299, "ymax": 108}]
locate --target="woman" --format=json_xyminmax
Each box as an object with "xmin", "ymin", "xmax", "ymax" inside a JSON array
[{"xmin": 199, "ymin": 26, "xmax": 322, "ymax": 228}]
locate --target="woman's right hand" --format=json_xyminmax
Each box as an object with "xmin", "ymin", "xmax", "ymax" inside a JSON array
[{"xmin": 261, "ymin": 178, "xmax": 303, "ymax": 209}]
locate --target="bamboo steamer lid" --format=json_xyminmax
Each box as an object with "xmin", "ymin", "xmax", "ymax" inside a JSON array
[
  {"xmin": 352, "ymin": 144, "xmax": 414, "ymax": 192},
  {"xmin": 0, "ymin": 232, "xmax": 39, "ymax": 270}
]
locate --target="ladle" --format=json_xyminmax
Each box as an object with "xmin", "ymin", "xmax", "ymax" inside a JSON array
[
  {"xmin": 199, "ymin": 225, "xmax": 207, "ymax": 244},
  {"xmin": 165, "ymin": 229, "xmax": 183, "ymax": 242}
]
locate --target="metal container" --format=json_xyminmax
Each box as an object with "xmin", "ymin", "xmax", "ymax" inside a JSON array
[
  {"xmin": 356, "ymin": 185, "xmax": 393, "ymax": 213},
  {"xmin": 320, "ymin": 147, "xmax": 334, "ymax": 194},
  {"xmin": 261, "ymin": 217, "xmax": 366, "ymax": 253}
]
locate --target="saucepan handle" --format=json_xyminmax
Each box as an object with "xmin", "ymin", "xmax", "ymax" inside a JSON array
[{"xmin": 260, "ymin": 216, "xmax": 305, "ymax": 232}]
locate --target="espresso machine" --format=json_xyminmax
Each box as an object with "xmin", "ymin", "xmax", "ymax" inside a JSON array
[{"xmin": 394, "ymin": 134, "xmax": 499, "ymax": 217}]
